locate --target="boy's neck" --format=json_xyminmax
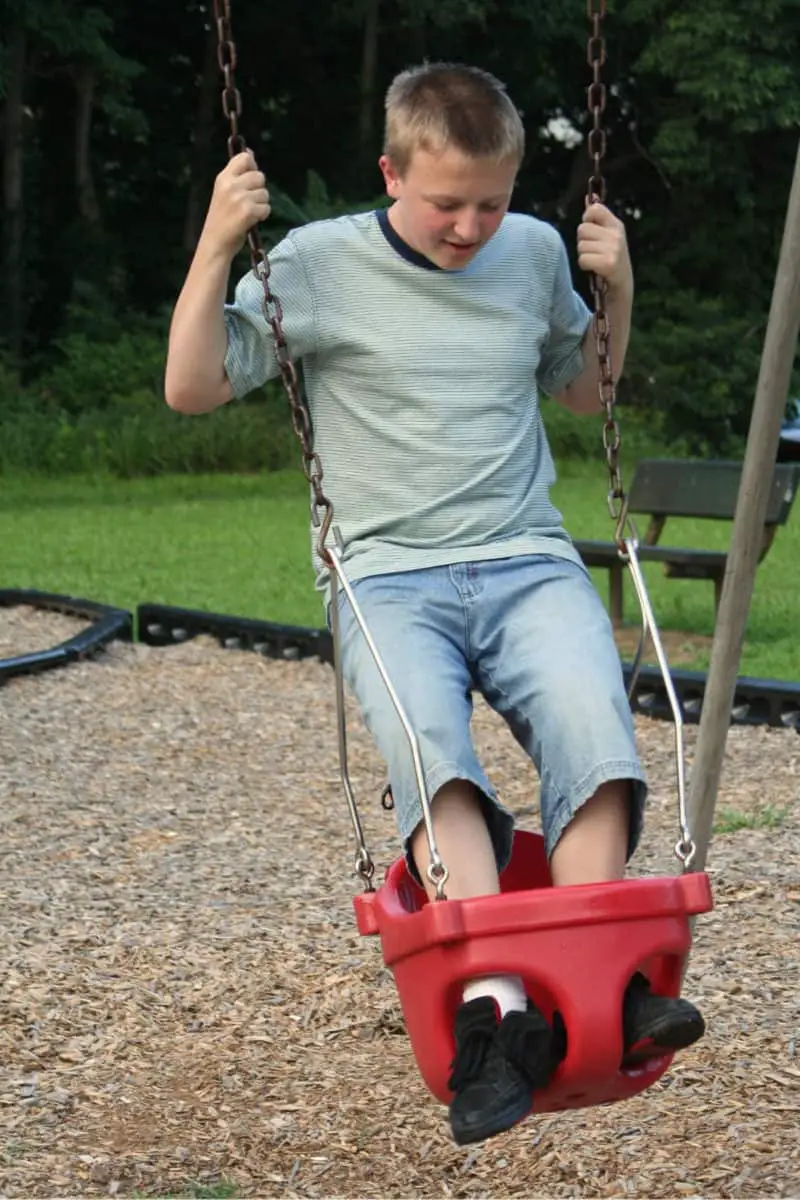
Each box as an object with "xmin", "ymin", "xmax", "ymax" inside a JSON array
[{"xmin": 378, "ymin": 206, "xmax": 440, "ymax": 271}]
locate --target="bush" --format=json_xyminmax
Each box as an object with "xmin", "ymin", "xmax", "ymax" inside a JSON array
[
  {"xmin": 623, "ymin": 290, "xmax": 768, "ymax": 456},
  {"xmin": 540, "ymin": 395, "xmax": 673, "ymax": 466},
  {"xmin": 28, "ymin": 323, "xmax": 168, "ymax": 416},
  {"xmin": 13, "ymin": 270, "xmax": 785, "ymax": 479},
  {"xmin": 0, "ymin": 308, "xmax": 311, "ymax": 476},
  {"xmin": 0, "ymin": 381, "xmax": 301, "ymax": 478}
]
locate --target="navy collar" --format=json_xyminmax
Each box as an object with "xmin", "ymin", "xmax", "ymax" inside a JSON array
[{"xmin": 376, "ymin": 207, "xmax": 441, "ymax": 271}]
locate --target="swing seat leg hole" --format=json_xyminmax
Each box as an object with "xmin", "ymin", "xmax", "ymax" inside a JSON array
[{"xmin": 620, "ymin": 1053, "xmax": 671, "ymax": 1080}]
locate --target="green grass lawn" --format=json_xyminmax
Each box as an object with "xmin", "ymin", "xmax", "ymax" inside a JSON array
[{"xmin": 1, "ymin": 463, "xmax": 798, "ymax": 681}]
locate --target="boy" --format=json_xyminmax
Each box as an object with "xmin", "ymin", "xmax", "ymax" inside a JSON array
[{"xmin": 165, "ymin": 62, "xmax": 705, "ymax": 1146}]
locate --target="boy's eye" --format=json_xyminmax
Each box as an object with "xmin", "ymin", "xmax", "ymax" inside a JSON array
[{"xmin": 433, "ymin": 202, "xmax": 502, "ymax": 214}]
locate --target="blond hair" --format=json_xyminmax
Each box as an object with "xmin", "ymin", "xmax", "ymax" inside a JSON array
[{"xmin": 383, "ymin": 62, "xmax": 525, "ymax": 176}]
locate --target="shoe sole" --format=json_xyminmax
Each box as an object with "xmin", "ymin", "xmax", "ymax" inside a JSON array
[
  {"xmin": 622, "ymin": 1011, "xmax": 705, "ymax": 1068},
  {"xmin": 451, "ymin": 1094, "xmax": 532, "ymax": 1146}
]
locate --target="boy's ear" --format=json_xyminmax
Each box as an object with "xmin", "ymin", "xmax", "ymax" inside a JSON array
[{"xmin": 379, "ymin": 154, "xmax": 402, "ymax": 198}]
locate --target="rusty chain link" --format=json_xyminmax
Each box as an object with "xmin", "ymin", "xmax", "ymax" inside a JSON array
[
  {"xmin": 586, "ymin": 0, "xmax": 628, "ymax": 545},
  {"xmin": 212, "ymin": 0, "xmax": 334, "ymax": 564}
]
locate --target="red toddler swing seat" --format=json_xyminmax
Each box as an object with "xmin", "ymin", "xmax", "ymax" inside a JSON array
[{"xmin": 354, "ymin": 829, "xmax": 713, "ymax": 1110}]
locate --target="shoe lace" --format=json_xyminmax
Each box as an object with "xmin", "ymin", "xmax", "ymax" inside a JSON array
[{"xmin": 447, "ymin": 1026, "xmax": 494, "ymax": 1092}]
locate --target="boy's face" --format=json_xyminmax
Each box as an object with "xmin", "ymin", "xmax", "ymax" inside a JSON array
[{"xmin": 379, "ymin": 146, "xmax": 518, "ymax": 271}]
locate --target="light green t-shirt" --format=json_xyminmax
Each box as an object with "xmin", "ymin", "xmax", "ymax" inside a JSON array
[{"xmin": 223, "ymin": 208, "xmax": 592, "ymax": 605}]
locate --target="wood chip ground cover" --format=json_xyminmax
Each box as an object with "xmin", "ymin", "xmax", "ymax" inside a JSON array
[{"xmin": 1, "ymin": 608, "xmax": 798, "ymax": 1198}]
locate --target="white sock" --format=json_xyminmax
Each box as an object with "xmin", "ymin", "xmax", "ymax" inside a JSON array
[{"xmin": 462, "ymin": 974, "xmax": 528, "ymax": 1018}]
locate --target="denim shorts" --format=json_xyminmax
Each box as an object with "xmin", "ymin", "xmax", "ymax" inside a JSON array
[{"xmin": 335, "ymin": 554, "xmax": 647, "ymax": 874}]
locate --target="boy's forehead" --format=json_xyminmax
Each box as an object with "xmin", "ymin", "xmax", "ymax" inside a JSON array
[{"xmin": 405, "ymin": 144, "xmax": 517, "ymax": 193}]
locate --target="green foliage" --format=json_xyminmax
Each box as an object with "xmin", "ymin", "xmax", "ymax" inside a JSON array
[
  {"xmin": 4, "ymin": 0, "xmax": 145, "ymax": 122},
  {"xmin": 624, "ymin": 290, "xmax": 765, "ymax": 454},
  {"xmin": 714, "ymin": 805, "xmax": 790, "ymax": 834},
  {"xmin": 0, "ymin": 388, "xmax": 298, "ymax": 478},
  {"xmin": 2, "ymin": 0, "xmax": 799, "ymax": 454},
  {"xmin": 0, "ymin": 324, "xmax": 300, "ymax": 477},
  {"xmin": 0, "ymin": 356, "xmax": 25, "ymax": 405},
  {"xmin": 131, "ymin": 1180, "xmax": 238, "ymax": 1200},
  {"xmin": 539, "ymin": 397, "xmax": 667, "ymax": 462},
  {"xmin": 189, "ymin": 1184, "xmax": 239, "ymax": 1200},
  {"xmin": 29, "ymin": 324, "xmax": 167, "ymax": 415},
  {"xmin": 633, "ymin": 3, "xmax": 800, "ymax": 139}
]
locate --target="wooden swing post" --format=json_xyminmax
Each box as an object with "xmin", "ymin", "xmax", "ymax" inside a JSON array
[{"xmin": 687, "ymin": 139, "xmax": 800, "ymax": 872}]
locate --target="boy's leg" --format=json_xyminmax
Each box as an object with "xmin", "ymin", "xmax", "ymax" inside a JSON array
[
  {"xmin": 472, "ymin": 554, "xmax": 704, "ymax": 1063},
  {"xmin": 548, "ymin": 779, "xmax": 629, "ymax": 886},
  {"xmin": 409, "ymin": 779, "xmax": 501, "ymax": 899},
  {"xmin": 334, "ymin": 567, "xmax": 513, "ymax": 892},
  {"xmin": 471, "ymin": 554, "xmax": 646, "ymax": 871},
  {"xmin": 335, "ymin": 567, "xmax": 557, "ymax": 1143}
]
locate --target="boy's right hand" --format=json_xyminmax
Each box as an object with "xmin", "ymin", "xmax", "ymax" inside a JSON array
[{"xmin": 201, "ymin": 150, "xmax": 271, "ymax": 259}]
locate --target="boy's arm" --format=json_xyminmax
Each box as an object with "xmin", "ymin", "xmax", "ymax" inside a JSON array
[
  {"xmin": 165, "ymin": 151, "xmax": 271, "ymax": 415},
  {"xmin": 552, "ymin": 202, "xmax": 634, "ymax": 416},
  {"xmin": 557, "ymin": 279, "xmax": 633, "ymax": 416}
]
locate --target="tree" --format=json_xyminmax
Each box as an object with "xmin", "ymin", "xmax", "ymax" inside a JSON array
[
  {"xmin": 1, "ymin": 0, "xmax": 797, "ymax": 450},
  {"xmin": 2, "ymin": 9, "xmax": 26, "ymax": 357}
]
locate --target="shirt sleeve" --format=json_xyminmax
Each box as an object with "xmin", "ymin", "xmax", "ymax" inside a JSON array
[
  {"xmin": 536, "ymin": 236, "xmax": 592, "ymax": 398},
  {"xmin": 223, "ymin": 231, "xmax": 318, "ymax": 399}
]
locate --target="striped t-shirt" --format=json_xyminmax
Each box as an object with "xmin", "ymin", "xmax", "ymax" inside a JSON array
[{"xmin": 223, "ymin": 208, "xmax": 592, "ymax": 604}]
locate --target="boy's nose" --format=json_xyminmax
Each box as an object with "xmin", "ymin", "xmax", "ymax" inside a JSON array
[{"xmin": 453, "ymin": 211, "xmax": 480, "ymax": 243}]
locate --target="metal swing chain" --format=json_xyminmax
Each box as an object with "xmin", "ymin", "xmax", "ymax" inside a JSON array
[
  {"xmin": 585, "ymin": 1, "xmax": 696, "ymax": 868},
  {"xmin": 586, "ymin": 0, "xmax": 628, "ymax": 547},
  {"xmin": 212, "ymin": 0, "xmax": 334, "ymax": 565},
  {"xmin": 211, "ymin": 1, "xmax": 382, "ymax": 892}
]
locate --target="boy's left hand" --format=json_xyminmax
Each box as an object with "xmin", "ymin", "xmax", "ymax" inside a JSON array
[{"xmin": 577, "ymin": 202, "xmax": 632, "ymax": 295}]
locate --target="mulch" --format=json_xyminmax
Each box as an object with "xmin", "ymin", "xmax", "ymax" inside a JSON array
[{"xmin": 1, "ymin": 606, "xmax": 798, "ymax": 1198}]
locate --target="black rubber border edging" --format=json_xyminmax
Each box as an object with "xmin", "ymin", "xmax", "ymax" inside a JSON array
[
  {"xmin": 622, "ymin": 663, "xmax": 800, "ymax": 731},
  {"xmin": 137, "ymin": 602, "xmax": 334, "ymax": 665},
  {"xmin": 2, "ymin": 591, "xmax": 797, "ymax": 733},
  {"xmin": 0, "ymin": 589, "xmax": 133, "ymax": 684},
  {"xmin": 136, "ymin": 602, "xmax": 800, "ymax": 733}
]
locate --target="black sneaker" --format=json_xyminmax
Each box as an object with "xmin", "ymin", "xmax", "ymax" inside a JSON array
[
  {"xmin": 622, "ymin": 972, "xmax": 705, "ymax": 1068},
  {"xmin": 447, "ymin": 997, "xmax": 559, "ymax": 1146}
]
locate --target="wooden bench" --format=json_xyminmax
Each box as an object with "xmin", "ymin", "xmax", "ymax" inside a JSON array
[{"xmin": 573, "ymin": 458, "xmax": 799, "ymax": 625}]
